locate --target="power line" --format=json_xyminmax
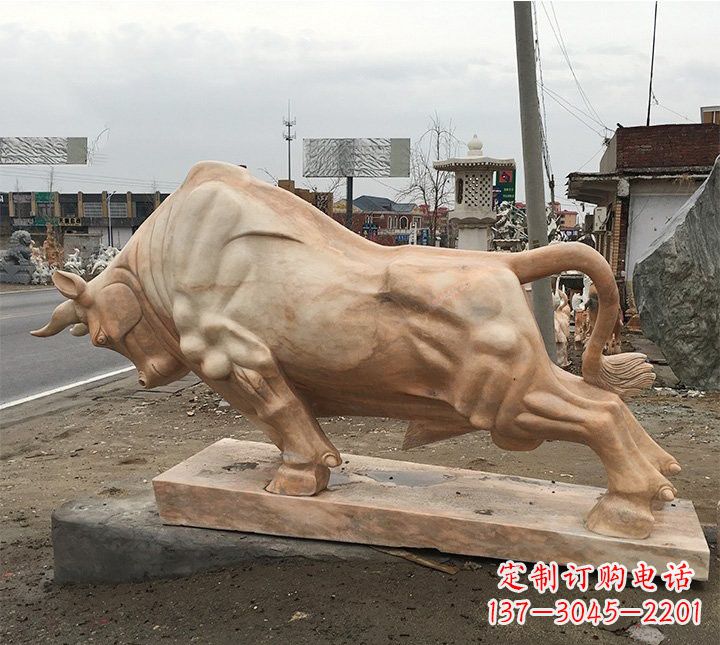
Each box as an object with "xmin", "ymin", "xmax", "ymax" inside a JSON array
[
  {"xmin": 541, "ymin": 88, "xmax": 608, "ymax": 139},
  {"xmin": 546, "ymin": 1, "xmax": 606, "ymax": 128},
  {"xmin": 652, "ymin": 97, "xmax": 693, "ymax": 123},
  {"xmin": 576, "ymin": 142, "xmax": 608, "ymax": 172},
  {"xmin": 0, "ymin": 166, "xmax": 180, "ymax": 186},
  {"xmin": 0, "ymin": 170, "xmax": 178, "ymax": 191},
  {"xmin": 541, "ymin": 84, "xmax": 608, "ymax": 131},
  {"xmin": 540, "ymin": 2, "xmax": 609, "ymax": 133},
  {"xmin": 367, "ymin": 177, "xmax": 402, "ymax": 192},
  {"xmin": 0, "ymin": 166, "xmax": 180, "ymax": 190}
]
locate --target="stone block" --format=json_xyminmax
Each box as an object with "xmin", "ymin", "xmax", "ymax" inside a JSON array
[
  {"xmin": 634, "ymin": 156, "xmax": 720, "ymax": 390},
  {"xmin": 52, "ymin": 494, "xmax": 396, "ymax": 585}
]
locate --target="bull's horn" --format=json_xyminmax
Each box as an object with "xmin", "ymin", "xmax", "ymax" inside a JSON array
[{"xmin": 30, "ymin": 300, "xmax": 81, "ymax": 337}]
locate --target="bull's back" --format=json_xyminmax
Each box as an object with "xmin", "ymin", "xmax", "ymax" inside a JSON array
[{"xmin": 152, "ymin": 165, "xmax": 542, "ymax": 416}]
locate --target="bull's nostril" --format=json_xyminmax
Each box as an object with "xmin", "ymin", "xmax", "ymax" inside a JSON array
[{"xmin": 138, "ymin": 372, "xmax": 147, "ymax": 388}]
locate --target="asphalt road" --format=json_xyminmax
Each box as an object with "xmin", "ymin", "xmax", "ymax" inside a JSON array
[{"xmin": 0, "ymin": 288, "xmax": 130, "ymax": 406}]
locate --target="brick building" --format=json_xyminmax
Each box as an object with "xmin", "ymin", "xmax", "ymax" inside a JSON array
[
  {"xmin": 567, "ymin": 123, "xmax": 720, "ymax": 285},
  {"xmin": 332, "ymin": 195, "xmax": 448, "ymax": 246}
]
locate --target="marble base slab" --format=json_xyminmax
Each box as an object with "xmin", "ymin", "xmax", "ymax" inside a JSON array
[{"xmin": 153, "ymin": 439, "xmax": 709, "ymax": 580}]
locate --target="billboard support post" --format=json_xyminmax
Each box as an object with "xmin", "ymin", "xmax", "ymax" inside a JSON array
[{"xmin": 345, "ymin": 177, "xmax": 353, "ymax": 229}]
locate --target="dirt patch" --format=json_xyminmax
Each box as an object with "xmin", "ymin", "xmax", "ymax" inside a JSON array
[{"xmin": 1, "ymin": 371, "xmax": 718, "ymax": 643}]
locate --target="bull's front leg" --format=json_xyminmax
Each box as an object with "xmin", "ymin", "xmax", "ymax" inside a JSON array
[
  {"xmin": 203, "ymin": 366, "xmax": 341, "ymax": 495},
  {"xmin": 178, "ymin": 317, "xmax": 341, "ymax": 496}
]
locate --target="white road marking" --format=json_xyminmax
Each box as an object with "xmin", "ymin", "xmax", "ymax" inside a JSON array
[
  {"xmin": 0, "ymin": 366, "xmax": 136, "ymax": 411},
  {"xmin": 0, "ymin": 287, "xmax": 56, "ymax": 296},
  {"xmin": 0, "ymin": 312, "xmax": 52, "ymax": 321}
]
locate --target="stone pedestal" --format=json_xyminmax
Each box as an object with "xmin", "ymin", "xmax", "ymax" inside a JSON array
[
  {"xmin": 456, "ymin": 220, "xmax": 494, "ymax": 251},
  {"xmin": 154, "ymin": 439, "xmax": 709, "ymax": 579}
]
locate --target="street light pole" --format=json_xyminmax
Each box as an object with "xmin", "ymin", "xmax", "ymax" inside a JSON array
[
  {"xmin": 514, "ymin": 1, "xmax": 556, "ymax": 361},
  {"xmin": 107, "ymin": 190, "xmax": 116, "ymax": 248}
]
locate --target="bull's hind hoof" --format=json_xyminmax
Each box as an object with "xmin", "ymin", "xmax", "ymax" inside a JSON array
[
  {"xmin": 585, "ymin": 493, "xmax": 655, "ymax": 539},
  {"xmin": 265, "ymin": 462, "xmax": 330, "ymax": 496}
]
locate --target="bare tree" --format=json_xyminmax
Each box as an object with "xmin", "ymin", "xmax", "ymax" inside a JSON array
[
  {"xmin": 302, "ymin": 176, "xmax": 344, "ymax": 201},
  {"xmin": 397, "ymin": 114, "xmax": 459, "ymax": 246},
  {"xmin": 259, "ymin": 167, "xmax": 279, "ymax": 185}
]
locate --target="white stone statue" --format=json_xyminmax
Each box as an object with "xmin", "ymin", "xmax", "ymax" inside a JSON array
[
  {"xmin": 89, "ymin": 245, "xmax": 120, "ymax": 278},
  {"xmin": 63, "ymin": 248, "xmax": 85, "ymax": 276},
  {"xmin": 30, "ymin": 241, "xmax": 53, "ymax": 285}
]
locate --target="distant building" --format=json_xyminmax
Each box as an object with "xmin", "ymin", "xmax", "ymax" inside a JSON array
[
  {"xmin": 332, "ymin": 195, "xmax": 447, "ymax": 246},
  {"xmin": 277, "ymin": 179, "xmax": 333, "ymax": 216},
  {"xmin": 550, "ymin": 202, "xmax": 581, "ymax": 240},
  {"xmin": 567, "ymin": 122, "xmax": 720, "ymax": 284},
  {"xmin": 0, "ymin": 190, "xmax": 169, "ymax": 250},
  {"xmin": 701, "ymin": 105, "xmax": 720, "ymax": 125}
]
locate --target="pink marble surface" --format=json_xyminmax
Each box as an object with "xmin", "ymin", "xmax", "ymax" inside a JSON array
[{"xmin": 154, "ymin": 440, "xmax": 709, "ymax": 580}]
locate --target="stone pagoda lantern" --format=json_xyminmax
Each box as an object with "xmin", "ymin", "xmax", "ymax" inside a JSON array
[{"xmin": 434, "ymin": 135, "xmax": 515, "ymax": 251}]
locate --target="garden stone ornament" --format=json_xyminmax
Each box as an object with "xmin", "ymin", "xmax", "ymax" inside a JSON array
[{"xmin": 32, "ymin": 161, "xmax": 679, "ymax": 540}]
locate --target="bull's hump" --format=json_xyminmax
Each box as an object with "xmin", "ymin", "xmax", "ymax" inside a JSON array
[{"xmin": 181, "ymin": 161, "xmax": 250, "ymax": 189}]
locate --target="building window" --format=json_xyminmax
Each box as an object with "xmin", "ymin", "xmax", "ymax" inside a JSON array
[
  {"xmin": 365, "ymin": 214, "xmax": 373, "ymax": 224},
  {"xmin": 413, "ymin": 216, "xmax": 422, "ymax": 227},
  {"xmin": 399, "ymin": 216, "xmax": 409, "ymax": 229},
  {"xmin": 388, "ymin": 215, "xmax": 397, "ymax": 228}
]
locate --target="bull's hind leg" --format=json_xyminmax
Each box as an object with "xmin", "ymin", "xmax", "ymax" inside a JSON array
[
  {"xmin": 494, "ymin": 384, "xmax": 676, "ymax": 539},
  {"xmin": 557, "ymin": 370, "xmax": 681, "ymax": 478},
  {"xmin": 183, "ymin": 320, "xmax": 341, "ymax": 496},
  {"xmin": 621, "ymin": 406, "xmax": 681, "ymax": 477}
]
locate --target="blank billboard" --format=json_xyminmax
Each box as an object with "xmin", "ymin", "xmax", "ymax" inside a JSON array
[
  {"xmin": 0, "ymin": 137, "xmax": 88, "ymax": 165},
  {"xmin": 303, "ymin": 138, "xmax": 410, "ymax": 178}
]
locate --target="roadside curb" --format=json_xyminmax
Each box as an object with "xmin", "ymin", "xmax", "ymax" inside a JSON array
[{"xmin": 52, "ymin": 494, "xmax": 404, "ymax": 585}]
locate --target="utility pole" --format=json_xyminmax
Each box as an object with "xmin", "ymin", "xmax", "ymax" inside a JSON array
[
  {"xmin": 646, "ymin": 2, "xmax": 658, "ymax": 127},
  {"xmin": 283, "ymin": 100, "xmax": 296, "ymax": 181},
  {"xmin": 514, "ymin": 1, "xmax": 556, "ymax": 361}
]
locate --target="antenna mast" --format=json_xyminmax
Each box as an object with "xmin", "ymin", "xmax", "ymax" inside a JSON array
[
  {"xmin": 646, "ymin": 2, "xmax": 658, "ymax": 127},
  {"xmin": 283, "ymin": 100, "xmax": 296, "ymax": 181}
]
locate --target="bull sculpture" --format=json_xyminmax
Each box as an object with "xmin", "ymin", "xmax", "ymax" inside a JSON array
[{"xmin": 32, "ymin": 162, "xmax": 680, "ymax": 539}]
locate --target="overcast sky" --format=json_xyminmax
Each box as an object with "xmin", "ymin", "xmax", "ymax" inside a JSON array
[{"xmin": 1, "ymin": 0, "xmax": 718, "ymax": 207}]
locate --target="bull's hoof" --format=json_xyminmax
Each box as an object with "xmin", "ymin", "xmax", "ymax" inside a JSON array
[
  {"xmin": 585, "ymin": 492, "xmax": 655, "ymax": 539},
  {"xmin": 265, "ymin": 462, "xmax": 330, "ymax": 496}
]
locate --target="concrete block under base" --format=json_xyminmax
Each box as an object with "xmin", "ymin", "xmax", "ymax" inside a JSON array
[
  {"xmin": 154, "ymin": 439, "xmax": 710, "ymax": 580},
  {"xmin": 52, "ymin": 495, "xmax": 398, "ymax": 585}
]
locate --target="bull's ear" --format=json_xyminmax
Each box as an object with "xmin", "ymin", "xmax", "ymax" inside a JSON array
[{"xmin": 53, "ymin": 270, "xmax": 87, "ymax": 300}]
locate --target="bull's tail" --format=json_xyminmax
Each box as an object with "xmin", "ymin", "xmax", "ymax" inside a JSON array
[{"xmin": 500, "ymin": 242, "xmax": 655, "ymax": 398}]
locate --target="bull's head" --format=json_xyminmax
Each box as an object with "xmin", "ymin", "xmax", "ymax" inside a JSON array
[{"xmin": 31, "ymin": 270, "xmax": 188, "ymax": 388}]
